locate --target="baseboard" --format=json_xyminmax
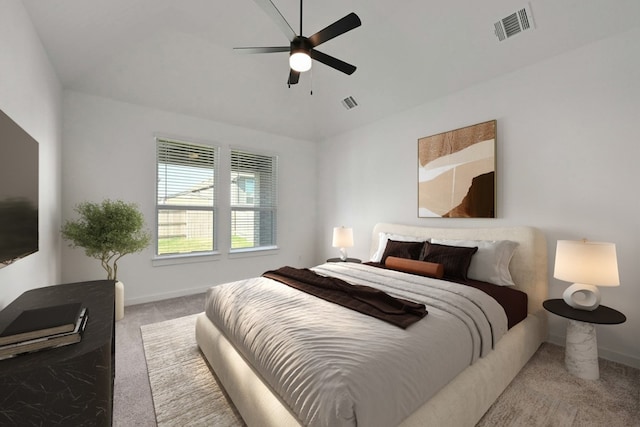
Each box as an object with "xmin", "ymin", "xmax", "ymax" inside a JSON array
[
  {"xmin": 124, "ymin": 285, "xmax": 211, "ymax": 306},
  {"xmin": 547, "ymin": 334, "xmax": 640, "ymax": 369}
]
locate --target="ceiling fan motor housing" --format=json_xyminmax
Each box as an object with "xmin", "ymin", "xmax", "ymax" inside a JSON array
[
  {"xmin": 290, "ymin": 36, "xmax": 313, "ymax": 56},
  {"xmin": 290, "ymin": 37, "xmax": 312, "ymax": 54}
]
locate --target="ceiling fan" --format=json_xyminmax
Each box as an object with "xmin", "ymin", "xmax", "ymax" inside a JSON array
[{"xmin": 234, "ymin": 0, "xmax": 361, "ymax": 86}]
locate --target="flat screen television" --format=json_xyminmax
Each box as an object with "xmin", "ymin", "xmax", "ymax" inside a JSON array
[{"xmin": 0, "ymin": 109, "xmax": 38, "ymax": 268}]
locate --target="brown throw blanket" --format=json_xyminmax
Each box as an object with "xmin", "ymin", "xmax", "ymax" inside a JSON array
[{"xmin": 263, "ymin": 266, "xmax": 427, "ymax": 329}]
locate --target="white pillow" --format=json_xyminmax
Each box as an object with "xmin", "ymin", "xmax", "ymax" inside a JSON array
[
  {"xmin": 430, "ymin": 239, "xmax": 518, "ymax": 286},
  {"xmin": 370, "ymin": 233, "xmax": 430, "ymax": 262}
]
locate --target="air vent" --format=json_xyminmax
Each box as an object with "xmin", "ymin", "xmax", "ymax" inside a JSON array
[
  {"xmin": 494, "ymin": 4, "xmax": 535, "ymax": 41},
  {"xmin": 341, "ymin": 96, "xmax": 358, "ymax": 110}
]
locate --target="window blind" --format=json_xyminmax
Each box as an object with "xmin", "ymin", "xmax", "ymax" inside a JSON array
[
  {"xmin": 230, "ymin": 149, "xmax": 277, "ymax": 250},
  {"xmin": 156, "ymin": 138, "xmax": 217, "ymax": 255}
]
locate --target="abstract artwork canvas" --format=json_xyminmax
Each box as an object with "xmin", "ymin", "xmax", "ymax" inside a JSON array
[{"xmin": 418, "ymin": 120, "xmax": 496, "ymax": 218}]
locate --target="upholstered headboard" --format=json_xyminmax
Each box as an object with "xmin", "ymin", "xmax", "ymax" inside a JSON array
[{"xmin": 370, "ymin": 223, "xmax": 548, "ymax": 314}]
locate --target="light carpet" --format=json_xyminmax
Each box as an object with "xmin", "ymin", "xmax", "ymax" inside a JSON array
[
  {"xmin": 142, "ymin": 315, "xmax": 639, "ymax": 427},
  {"xmin": 141, "ymin": 314, "xmax": 244, "ymax": 426}
]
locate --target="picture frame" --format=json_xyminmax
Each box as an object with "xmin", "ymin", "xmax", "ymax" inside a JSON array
[{"xmin": 418, "ymin": 120, "xmax": 496, "ymax": 218}]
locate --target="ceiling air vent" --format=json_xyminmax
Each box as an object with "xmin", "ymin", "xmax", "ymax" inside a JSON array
[
  {"xmin": 494, "ymin": 4, "xmax": 535, "ymax": 41},
  {"xmin": 341, "ymin": 96, "xmax": 358, "ymax": 110}
]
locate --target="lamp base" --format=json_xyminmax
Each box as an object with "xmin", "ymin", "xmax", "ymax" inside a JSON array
[
  {"xmin": 563, "ymin": 283, "xmax": 601, "ymax": 311},
  {"xmin": 339, "ymin": 248, "xmax": 348, "ymax": 261}
]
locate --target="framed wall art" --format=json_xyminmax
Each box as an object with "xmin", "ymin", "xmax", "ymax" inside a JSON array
[{"xmin": 418, "ymin": 120, "xmax": 496, "ymax": 218}]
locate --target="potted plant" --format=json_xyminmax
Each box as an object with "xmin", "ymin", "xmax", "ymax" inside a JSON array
[{"xmin": 61, "ymin": 199, "xmax": 151, "ymax": 320}]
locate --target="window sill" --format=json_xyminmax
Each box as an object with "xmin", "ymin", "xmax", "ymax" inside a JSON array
[
  {"xmin": 151, "ymin": 247, "xmax": 279, "ymax": 266},
  {"xmin": 152, "ymin": 251, "xmax": 221, "ymax": 267},
  {"xmin": 228, "ymin": 246, "xmax": 279, "ymax": 259}
]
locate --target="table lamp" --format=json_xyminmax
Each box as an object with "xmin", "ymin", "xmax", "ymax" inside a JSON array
[
  {"xmin": 553, "ymin": 239, "xmax": 619, "ymax": 311},
  {"xmin": 332, "ymin": 226, "xmax": 354, "ymax": 261}
]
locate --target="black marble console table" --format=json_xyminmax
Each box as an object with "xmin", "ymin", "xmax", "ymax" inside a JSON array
[{"xmin": 0, "ymin": 280, "xmax": 115, "ymax": 426}]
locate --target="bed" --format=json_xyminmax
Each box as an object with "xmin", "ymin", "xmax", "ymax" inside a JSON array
[{"xmin": 195, "ymin": 223, "xmax": 548, "ymax": 426}]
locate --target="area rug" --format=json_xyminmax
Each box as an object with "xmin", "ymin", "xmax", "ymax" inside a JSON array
[
  {"xmin": 141, "ymin": 314, "xmax": 244, "ymax": 426},
  {"xmin": 142, "ymin": 315, "xmax": 639, "ymax": 427}
]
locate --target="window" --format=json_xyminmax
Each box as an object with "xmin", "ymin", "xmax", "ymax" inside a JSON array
[
  {"xmin": 230, "ymin": 149, "xmax": 277, "ymax": 250},
  {"xmin": 156, "ymin": 138, "xmax": 218, "ymax": 256}
]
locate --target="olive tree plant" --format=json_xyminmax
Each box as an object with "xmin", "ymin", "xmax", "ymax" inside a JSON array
[{"xmin": 61, "ymin": 200, "xmax": 151, "ymax": 281}]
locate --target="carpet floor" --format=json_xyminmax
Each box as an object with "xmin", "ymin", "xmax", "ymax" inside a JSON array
[
  {"xmin": 141, "ymin": 314, "xmax": 639, "ymax": 427},
  {"xmin": 141, "ymin": 314, "xmax": 244, "ymax": 426}
]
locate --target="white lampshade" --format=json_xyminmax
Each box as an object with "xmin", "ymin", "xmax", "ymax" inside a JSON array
[
  {"xmin": 289, "ymin": 52, "xmax": 312, "ymax": 72},
  {"xmin": 332, "ymin": 227, "xmax": 353, "ymax": 261},
  {"xmin": 332, "ymin": 227, "xmax": 354, "ymax": 248},
  {"xmin": 554, "ymin": 240, "xmax": 619, "ymax": 287},
  {"xmin": 554, "ymin": 239, "xmax": 619, "ymax": 311}
]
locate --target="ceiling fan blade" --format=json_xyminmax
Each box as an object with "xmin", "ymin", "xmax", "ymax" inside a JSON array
[
  {"xmin": 310, "ymin": 49, "xmax": 356, "ymax": 75},
  {"xmin": 308, "ymin": 13, "xmax": 361, "ymax": 48},
  {"xmin": 234, "ymin": 46, "xmax": 289, "ymax": 54},
  {"xmin": 288, "ymin": 69, "xmax": 300, "ymax": 85},
  {"xmin": 252, "ymin": 0, "xmax": 297, "ymax": 41}
]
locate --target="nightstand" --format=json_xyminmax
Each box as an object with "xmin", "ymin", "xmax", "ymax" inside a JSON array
[
  {"xmin": 326, "ymin": 258, "xmax": 362, "ymax": 263},
  {"xmin": 543, "ymin": 299, "xmax": 625, "ymax": 380}
]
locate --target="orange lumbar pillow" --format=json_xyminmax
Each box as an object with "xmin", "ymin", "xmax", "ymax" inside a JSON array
[{"xmin": 385, "ymin": 256, "xmax": 444, "ymax": 279}]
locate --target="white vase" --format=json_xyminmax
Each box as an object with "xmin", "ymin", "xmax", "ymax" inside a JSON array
[{"xmin": 115, "ymin": 281, "xmax": 125, "ymax": 321}]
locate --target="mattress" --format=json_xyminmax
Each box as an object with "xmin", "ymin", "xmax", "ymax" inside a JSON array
[{"xmin": 204, "ymin": 262, "xmax": 509, "ymax": 427}]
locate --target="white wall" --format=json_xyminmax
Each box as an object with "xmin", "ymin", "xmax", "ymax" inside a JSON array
[
  {"xmin": 0, "ymin": 0, "xmax": 62, "ymax": 307},
  {"xmin": 317, "ymin": 27, "xmax": 640, "ymax": 367},
  {"xmin": 62, "ymin": 92, "xmax": 318, "ymax": 304}
]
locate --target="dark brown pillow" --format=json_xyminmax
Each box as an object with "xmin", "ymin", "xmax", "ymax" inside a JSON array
[
  {"xmin": 421, "ymin": 242, "xmax": 478, "ymax": 280},
  {"xmin": 380, "ymin": 240, "xmax": 425, "ymax": 264}
]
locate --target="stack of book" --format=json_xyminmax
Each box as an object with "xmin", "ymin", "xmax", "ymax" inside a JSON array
[{"xmin": 0, "ymin": 302, "xmax": 88, "ymax": 360}]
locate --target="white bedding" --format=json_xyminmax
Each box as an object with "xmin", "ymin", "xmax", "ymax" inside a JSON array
[{"xmin": 204, "ymin": 262, "xmax": 508, "ymax": 427}]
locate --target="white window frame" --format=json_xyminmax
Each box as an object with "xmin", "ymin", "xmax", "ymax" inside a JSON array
[
  {"xmin": 155, "ymin": 137, "xmax": 219, "ymax": 260},
  {"xmin": 229, "ymin": 148, "xmax": 278, "ymax": 253}
]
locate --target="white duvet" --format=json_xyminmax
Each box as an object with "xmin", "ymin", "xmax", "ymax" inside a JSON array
[{"xmin": 204, "ymin": 263, "xmax": 507, "ymax": 427}]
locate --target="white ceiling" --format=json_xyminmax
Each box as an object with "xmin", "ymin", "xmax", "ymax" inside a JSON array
[{"xmin": 22, "ymin": 0, "xmax": 640, "ymax": 141}]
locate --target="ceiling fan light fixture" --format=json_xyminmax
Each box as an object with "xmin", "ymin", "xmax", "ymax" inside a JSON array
[{"xmin": 289, "ymin": 50, "xmax": 312, "ymax": 72}]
